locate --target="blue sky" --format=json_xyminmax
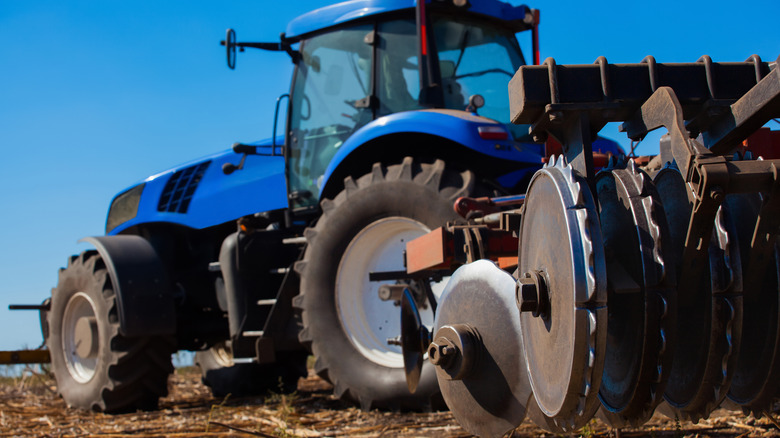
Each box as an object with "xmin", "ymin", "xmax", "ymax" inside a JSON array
[{"xmin": 0, "ymin": 0, "xmax": 777, "ymax": 351}]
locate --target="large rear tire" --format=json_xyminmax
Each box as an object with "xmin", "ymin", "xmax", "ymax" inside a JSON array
[
  {"xmin": 47, "ymin": 250, "xmax": 174, "ymax": 413},
  {"xmin": 295, "ymin": 157, "xmax": 479, "ymax": 410}
]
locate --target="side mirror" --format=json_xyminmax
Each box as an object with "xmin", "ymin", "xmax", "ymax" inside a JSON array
[
  {"xmin": 221, "ymin": 28, "xmax": 237, "ymax": 69},
  {"xmin": 219, "ymin": 30, "xmax": 293, "ymax": 68}
]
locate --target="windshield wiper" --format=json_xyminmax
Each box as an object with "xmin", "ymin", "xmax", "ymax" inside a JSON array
[{"xmin": 453, "ymin": 29, "xmax": 470, "ymax": 74}]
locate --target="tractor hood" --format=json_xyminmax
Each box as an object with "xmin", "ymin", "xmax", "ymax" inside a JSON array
[{"xmin": 105, "ymin": 137, "xmax": 287, "ymax": 235}]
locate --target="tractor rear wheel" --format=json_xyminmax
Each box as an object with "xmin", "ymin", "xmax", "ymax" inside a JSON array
[
  {"xmin": 47, "ymin": 250, "xmax": 174, "ymax": 413},
  {"xmin": 295, "ymin": 157, "xmax": 479, "ymax": 410}
]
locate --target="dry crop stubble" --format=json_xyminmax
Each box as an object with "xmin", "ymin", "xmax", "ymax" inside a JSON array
[{"xmin": 1, "ymin": 365, "xmax": 779, "ymax": 437}]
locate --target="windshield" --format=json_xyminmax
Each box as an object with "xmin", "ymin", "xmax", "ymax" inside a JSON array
[{"xmin": 432, "ymin": 15, "xmax": 525, "ymax": 125}]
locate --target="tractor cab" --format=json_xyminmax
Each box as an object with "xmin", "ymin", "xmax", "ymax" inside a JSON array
[{"xmin": 225, "ymin": 0, "xmax": 539, "ymax": 211}]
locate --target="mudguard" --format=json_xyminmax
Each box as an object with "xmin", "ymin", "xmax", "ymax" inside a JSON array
[
  {"xmin": 80, "ymin": 235, "xmax": 175, "ymax": 337},
  {"xmin": 319, "ymin": 109, "xmax": 543, "ymax": 198}
]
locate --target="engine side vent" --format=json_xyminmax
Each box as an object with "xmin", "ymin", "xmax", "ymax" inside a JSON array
[{"xmin": 157, "ymin": 161, "xmax": 211, "ymax": 213}]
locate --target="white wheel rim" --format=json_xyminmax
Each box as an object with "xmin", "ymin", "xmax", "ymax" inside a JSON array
[
  {"xmin": 62, "ymin": 292, "xmax": 99, "ymax": 383},
  {"xmin": 336, "ymin": 217, "xmax": 445, "ymax": 368}
]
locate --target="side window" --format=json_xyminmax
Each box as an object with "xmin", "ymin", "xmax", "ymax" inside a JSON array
[
  {"xmin": 376, "ymin": 19, "xmax": 421, "ymax": 117},
  {"xmin": 288, "ymin": 25, "xmax": 373, "ymax": 208}
]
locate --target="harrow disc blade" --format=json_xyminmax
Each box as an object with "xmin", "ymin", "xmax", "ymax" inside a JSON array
[
  {"xmin": 518, "ymin": 157, "xmax": 608, "ymax": 432},
  {"xmin": 432, "ymin": 260, "xmax": 531, "ymax": 438},
  {"xmin": 595, "ymin": 163, "xmax": 677, "ymax": 428},
  {"xmin": 725, "ymin": 194, "xmax": 780, "ymax": 413},
  {"xmin": 400, "ymin": 289, "xmax": 426, "ymax": 394},
  {"xmin": 653, "ymin": 167, "xmax": 744, "ymax": 422}
]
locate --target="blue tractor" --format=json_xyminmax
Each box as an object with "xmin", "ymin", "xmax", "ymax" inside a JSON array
[{"xmin": 43, "ymin": 0, "xmax": 620, "ymax": 413}]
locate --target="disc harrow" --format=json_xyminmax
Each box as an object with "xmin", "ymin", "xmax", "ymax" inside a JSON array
[
  {"xmin": 595, "ymin": 161, "xmax": 676, "ymax": 427},
  {"xmin": 653, "ymin": 165, "xmax": 744, "ymax": 422},
  {"xmin": 724, "ymin": 193, "xmax": 780, "ymax": 415},
  {"xmin": 398, "ymin": 55, "xmax": 780, "ymax": 436}
]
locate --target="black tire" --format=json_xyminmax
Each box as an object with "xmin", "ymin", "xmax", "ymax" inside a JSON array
[
  {"xmin": 195, "ymin": 342, "xmax": 307, "ymax": 397},
  {"xmin": 294, "ymin": 157, "xmax": 479, "ymax": 411},
  {"xmin": 47, "ymin": 250, "xmax": 174, "ymax": 413}
]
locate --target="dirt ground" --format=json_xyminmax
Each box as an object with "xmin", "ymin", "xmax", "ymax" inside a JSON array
[{"xmin": 1, "ymin": 367, "xmax": 779, "ymax": 438}]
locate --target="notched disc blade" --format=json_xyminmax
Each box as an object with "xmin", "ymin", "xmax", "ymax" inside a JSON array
[
  {"xmin": 654, "ymin": 167, "xmax": 743, "ymax": 422},
  {"xmin": 596, "ymin": 165, "xmax": 677, "ymax": 428},
  {"xmin": 726, "ymin": 193, "xmax": 780, "ymax": 413},
  {"xmin": 434, "ymin": 260, "xmax": 531, "ymax": 438},
  {"xmin": 518, "ymin": 158, "xmax": 607, "ymax": 431}
]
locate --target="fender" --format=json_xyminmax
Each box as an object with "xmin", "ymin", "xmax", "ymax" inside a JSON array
[
  {"xmin": 319, "ymin": 109, "xmax": 543, "ymax": 199},
  {"xmin": 80, "ymin": 236, "xmax": 175, "ymax": 337}
]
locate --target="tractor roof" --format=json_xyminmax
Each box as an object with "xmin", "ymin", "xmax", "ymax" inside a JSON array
[{"xmin": 285, "ymin": 0, "xmax": 532, "ymax": 40}]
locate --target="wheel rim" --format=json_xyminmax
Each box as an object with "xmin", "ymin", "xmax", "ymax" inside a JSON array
[
  {"xmin": 336, "ymin": 217, "xmax": 443, "ymax": 368},
  {"xmin": 62, "ymin": 292, "xmax": 99, "ymax": 383}
]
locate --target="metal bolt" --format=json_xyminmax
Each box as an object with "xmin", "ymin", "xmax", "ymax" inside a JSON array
[
  {"xmin": 378, "ymin": 284, "xmax": 406, "ymax": 301},
  {"xmin": 709, "ymin": 186, "xmax": 725, "ymax": 203},
  {"xmin": 386, "ymin": 336, "xmax": 402, "ymax": 346},
  {"xmin": 428, "ymin": 339, "xmax": 456, "ymax": 367},
  {"xmin": 532, "ymin": 132, "xmax": 548, "ymax": 143},
  {"xmin": 549, "ymin": 111, "xmax": 564, "ymax": 122},
  {"xmin": 517, "ymin": 277, "xmax": 539, "ymax": 312},
  {"xmin": 516, "ymin": 270, "xmax": 548, "ymax": 318}
]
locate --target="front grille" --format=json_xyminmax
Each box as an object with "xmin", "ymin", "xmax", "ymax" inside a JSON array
[{"xmin": 157, "ymin": 161, "xmax": 211, "ymax": 213}]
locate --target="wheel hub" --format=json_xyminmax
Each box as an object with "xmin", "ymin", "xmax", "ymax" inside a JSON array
[
  {"xmin": 74, "ymin": 316, "xmax": 98, "ymax": 359},
  {"xmin": 428, "ymin": 324, "xmax": 479, "ymax": 381},
  {"xmin": 62, "ymin": 292, "xmax": 99, "ymax": 383}
]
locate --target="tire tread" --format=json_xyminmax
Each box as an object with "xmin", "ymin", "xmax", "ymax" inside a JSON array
[{"xmin": 48, "ymin": 251, "xmax": 173, "ymax": 413}]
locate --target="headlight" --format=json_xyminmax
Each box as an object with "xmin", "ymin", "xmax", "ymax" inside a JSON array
[{"xmin": 105, "ymin": 183, "xmax": 145, "ymax": 234}]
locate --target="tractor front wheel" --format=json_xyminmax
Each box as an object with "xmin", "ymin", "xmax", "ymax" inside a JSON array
[{"xmin": 47, "ymin": 250, "xmax": 174, "ymax": 413}]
